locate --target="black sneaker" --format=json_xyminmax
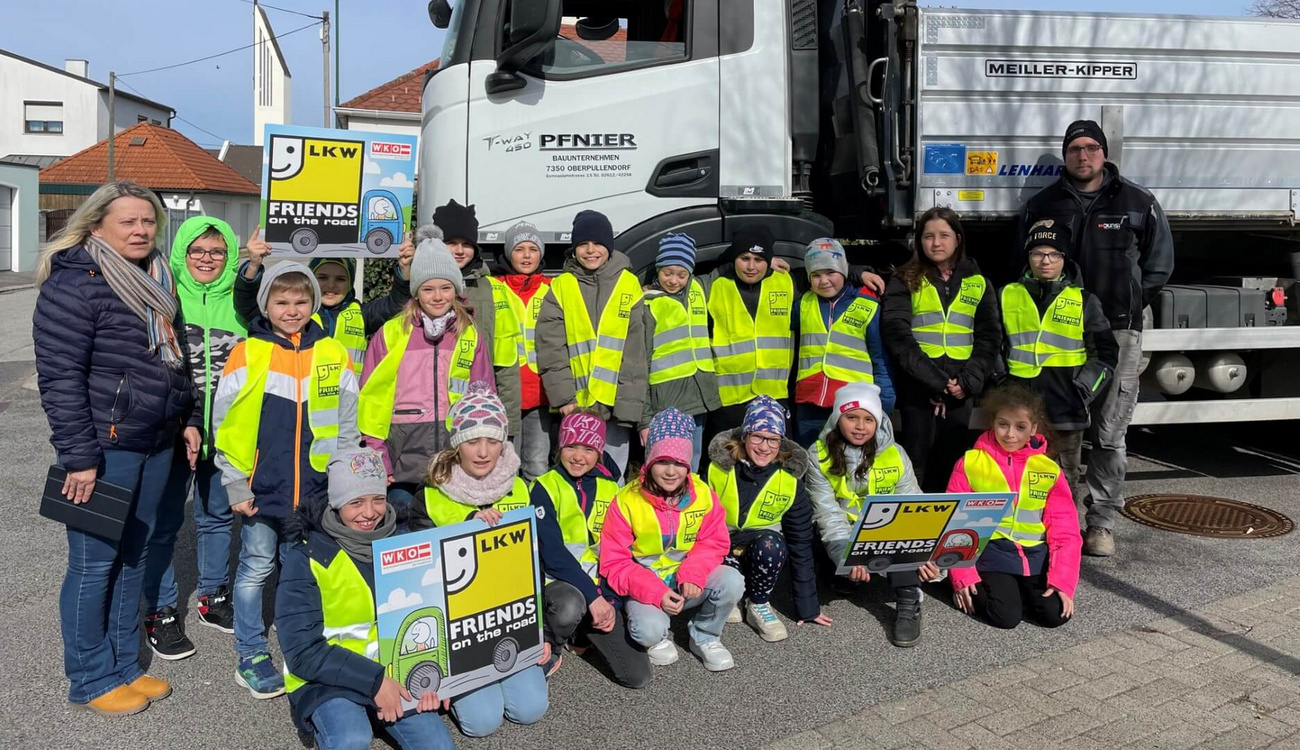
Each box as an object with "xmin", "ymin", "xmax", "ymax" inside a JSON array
[
  {"xmin": 197, "ymin": 586, "xmax": 235, "ymax": 634},
  {"xmin": 145, "ymin": 606, "xmax": 196, "ymax": 660}
]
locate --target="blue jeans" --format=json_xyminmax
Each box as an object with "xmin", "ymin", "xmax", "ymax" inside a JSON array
[
  {"xmin": 387, "ymin": 483, "xmax": 418, "ymax": 534},
  {"xmin": 624, "ymin": 564, "xmax": 745, "ymax": 646},
  {"xmin": 233, "ymin": 515, "xmax": 283, "ymax": 658},
  {"xmin": 450, "ymin": 665, "xmax": 548, "ymax": 737},
  {"xmin": 311, "ymin": 697, "xmax": 455, "ymax": 750},
  {"xmin": 690, "ymin": 413, "xmax": 706, "ymax": 473},
  {"xmin": 59, "ymin": 446, "xmax": 173, "ymax": 703},
  {"xmin": 142, "ymin": 454, "xmax": 232, "ymax": 610},
  {"xmin": 794, "ymin": 404, "xmax": 832, "ymax": 448}
]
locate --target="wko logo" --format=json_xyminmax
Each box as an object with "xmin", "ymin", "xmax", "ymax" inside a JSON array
[
  {"xmin": 380, "ymin": 542, "xmax": 433, "ymax": 573},
  {"xmin": 370, "ymin": 141, "xmax": 412, "ymax": 160}
]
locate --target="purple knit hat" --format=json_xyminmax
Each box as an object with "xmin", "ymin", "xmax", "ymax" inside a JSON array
[
  {"xmin": 448, "ymin": 382, "xmax": 507, "ymax": 448},
  {"xmin": 742, "ymin": 395, "xmax": 786, "ymax": 438},
  {"xmin": 644, "ymin": 408, "xmax": 695, "ymax": 469}
]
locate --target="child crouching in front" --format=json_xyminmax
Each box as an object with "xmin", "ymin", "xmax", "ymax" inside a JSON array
[
  {"xmin": 600, "ymin": 408, "xmax": 744, "ymax": 672},
  {"xmin": 408, "ymin": 384, "xmax": 550, "ymax": 737},
  {"xmin": 946, "ymin": 381, "xmax": 1081, "ymax": 629}
]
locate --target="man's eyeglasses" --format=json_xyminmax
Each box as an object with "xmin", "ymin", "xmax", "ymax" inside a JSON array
[
  {"xmin": 187, "ymin": 248, "xmax": 228, "ymax": 261},
  {"xmin": 746, "ymin": 434, "xmax": 782, "ymax": 448},
  {"xmin": 1029, "ymin": 251, "xmax": 1065, "ymax": 263},
  {"xmin": 1066, "ymin": 143, "xmax": 1103, "ymax": 157}
]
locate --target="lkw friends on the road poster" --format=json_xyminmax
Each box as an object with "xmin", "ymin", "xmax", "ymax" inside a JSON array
[
  {"xmin": 260, "ymin": 123, "xmax": 417, "ymax": 258},
  {"xmin": 836, "ymin": 493, "xmax": 1017, "ymax": 575},
  {"xmin": 372, "ymin": 507, "xmax": 544, "ymax": 705}
]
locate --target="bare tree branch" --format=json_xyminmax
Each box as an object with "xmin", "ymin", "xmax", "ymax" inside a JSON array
[{"xmin": 1250, "ymin": 0, "xmax": 1300, "ymax": 18}]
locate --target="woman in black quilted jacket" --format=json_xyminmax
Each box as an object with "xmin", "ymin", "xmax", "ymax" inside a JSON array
[{"xmin": 33, "ymin": 181, "xmax": 192, "ymax": 717}]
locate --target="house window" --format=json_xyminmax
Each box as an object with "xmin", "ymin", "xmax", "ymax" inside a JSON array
[
  {"xmin": 24, "ymin": 101, "xmax": 64, "ymax": 134},
  {"xmin": 138, "ymin": 115, "xmax": 148, "ymax": 122}
]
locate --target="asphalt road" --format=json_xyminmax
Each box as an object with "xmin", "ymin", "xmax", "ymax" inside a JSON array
[{"xmin": 4, "ymin": 287, "xmax": 1299, "ymax": 750}]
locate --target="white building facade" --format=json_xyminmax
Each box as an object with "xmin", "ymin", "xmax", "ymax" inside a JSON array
[{"xmin": 0, "ymin": 50, "xmax": 173, "ymax": 163}]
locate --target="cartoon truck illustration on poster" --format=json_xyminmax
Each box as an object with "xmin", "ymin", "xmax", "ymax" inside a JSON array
[
  {"xmin": 931, "ymin": 529, "xmax": 981, "ymax": 568},
  {"xmin": 848, "ymin": 498, "xmax": 960, "ymax": 572},
  {"xmin": 265, "ymin": 133, "xmax": 404, "ymax": 255},
  {"xmin": 387, "ymin": 607, "xmax": 450, "ymax": 699}
]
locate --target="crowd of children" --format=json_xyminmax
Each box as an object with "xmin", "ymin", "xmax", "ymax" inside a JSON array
[{"xmin": 48, "ymin": 188, "xmax": 1111, "ymax": 747}]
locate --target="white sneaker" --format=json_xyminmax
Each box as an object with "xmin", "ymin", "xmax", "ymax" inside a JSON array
[
  {"xmin": 745, "ymin": 601, "xmax": 788, "ymax": 642},
  {"xmin": 726, "ymin": 605, "xmax": 742, "ymax": 624},
  {"xmin": 689, "ymin": 639, "xmax": 736, "ymax": 672},
  {"xmin": 646, "ymin": 637, "xmax": 679, "ymax": 666}
]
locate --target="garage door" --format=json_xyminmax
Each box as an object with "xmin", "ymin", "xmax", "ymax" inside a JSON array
[{"xmin": 0, "ymin": 187, "xmax": 12, "ymax": 272}]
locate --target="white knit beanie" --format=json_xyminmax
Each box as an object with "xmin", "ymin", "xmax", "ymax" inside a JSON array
[{"xmin": 832, "ymin": 382, "xmax": 883, "ymax": 425}]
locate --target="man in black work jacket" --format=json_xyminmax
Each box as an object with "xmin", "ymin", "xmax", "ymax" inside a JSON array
[{"xmin": 1020, "ymin": 119, "xmax": 1174, "ymax": 558}]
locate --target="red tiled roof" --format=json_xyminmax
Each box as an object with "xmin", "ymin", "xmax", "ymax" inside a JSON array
[
  {"xmin": 40, "ymin": 122, "xmax": 260, "ymax": 195},
  {"xmin": 338, "ymin": 25, "xmax": 631, "ymax": 114},
  {"xmin": 339, "ymin": 60, "xmax": 440, "ymax": 112}
]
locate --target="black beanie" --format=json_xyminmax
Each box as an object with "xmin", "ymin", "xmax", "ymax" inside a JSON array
[
  {"xmin": 432, "ymin": 200, "xmax": 479, "ymax": 247},
  {"xmin": 1024, "ymin": 218, "xmax": 1072, "ymax": 257},
  {"xmin": 570, "ymin": 210, "xmax": 615, "ymax": 249},
  {"xmin": 728, "ymin": 226, "xmax": 775, "ymax": 261},
  {"xmin": 1062, "ymin": 120, "xmax": 1107, "ymax": 157}
]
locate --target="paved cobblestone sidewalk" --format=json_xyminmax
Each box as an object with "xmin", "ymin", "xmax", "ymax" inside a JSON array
[{"xmin": 766, "ymin": 575, "xmax": 1300, "ymax": 750}]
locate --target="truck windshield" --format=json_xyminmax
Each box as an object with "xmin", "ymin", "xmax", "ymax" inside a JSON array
[{"xmin": 439, "ymin": 0, "xmax": 468, "ymax": 65}]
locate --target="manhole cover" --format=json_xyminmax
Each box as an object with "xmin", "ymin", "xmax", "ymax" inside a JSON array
[{"xmin": 1121, "ymin": 494, "xmax": 1293, "ymax": 539}]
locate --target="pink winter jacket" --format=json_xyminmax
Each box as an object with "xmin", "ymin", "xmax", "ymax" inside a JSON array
[
  {"xmin": 599, "ymin": 476, "xmax": 731, "ymax": 606},
  {"xmin": 946, "ymin": 431, "xmax": 1082, "ymax": 598},
  {"xmin": 359, "ymin": 317, "xmax": 494, "ymax": 476}
]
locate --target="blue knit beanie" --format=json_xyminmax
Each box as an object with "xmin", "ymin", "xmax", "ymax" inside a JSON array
[
  {"xmin": 742, "ymin": 395, "xmax": 787, "ymax": 438},
  {"xmin": 656, "ymin": 232, "xmax": 697, "ymax": 273}
]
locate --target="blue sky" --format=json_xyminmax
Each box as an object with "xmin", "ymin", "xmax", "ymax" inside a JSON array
[{"xmin": 0, "ymin": 0, "xmax": 1255, "ymax": 149}]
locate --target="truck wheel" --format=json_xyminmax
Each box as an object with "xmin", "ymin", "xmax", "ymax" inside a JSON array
[
  {"xmin": 290, "ymin": 228, "xmax": 318, "ymax": 254},
  {"xmin": 934, "ymin": 552, "xmax": 963, "ymax": 568},
  {"xmin": 867, "ymin": 556, "xmax": 893, "ymax": 573},
  {"xmin": 493, "ymin": 637, "xmax": 519, "ymax": 673},
  {"xmin": 404, "ymin": 662, "xmax": 441, "ymax": 699},
  {"xmin": 365, "ymin": 228, "xmax": 392, "ymax": 255}
]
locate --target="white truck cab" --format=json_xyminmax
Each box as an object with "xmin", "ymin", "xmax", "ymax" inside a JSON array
[{"xmin": 419, "ymin": 0, "xmax": 1300, "ymax": 424}]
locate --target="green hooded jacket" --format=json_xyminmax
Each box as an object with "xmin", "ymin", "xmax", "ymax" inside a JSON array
[{"xmin": 169, "ymin": 216, "xmax": 247, "ymax": 458}]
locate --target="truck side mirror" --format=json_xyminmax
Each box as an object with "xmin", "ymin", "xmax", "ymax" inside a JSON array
[
  {"xmin": 486, "ymin": 0, "xmax": 562, "ymax": 95},
  {"xmin": 428, "ymin": 0, "xmax": 452, "ymax": 29}
]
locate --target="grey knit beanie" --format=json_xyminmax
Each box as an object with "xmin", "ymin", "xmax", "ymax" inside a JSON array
[
  {"xmin": 327, "ymin": 448, "xmax": 388, "ymax": 510},
  {"xmin": 410, "ymin": 225, "xmax": 465, "ymax": 295},
  {"xmin": 504, "ymin": 221, "xmax": 545, "ymax": 258},
  {"xmin": 257, "ymin": 261, "xmax": 322, "ymax": 316},
  {"xmin": 804, "ymin": 237, "xmax": 849, "ymax": 280}
]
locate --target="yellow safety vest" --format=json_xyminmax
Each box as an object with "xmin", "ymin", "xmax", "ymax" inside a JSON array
[
  {"xmin": 796, "ymin": 291, "xmax": 878, "ymax": 384},
  {"xmin": 485, "ymin": 277, "xmax": 525, "ymax": 368},
  {"xmin": 813, "ymin": 440, "xmax": 906, "ymax": 522},
  {"xmin": 535, "ymin": 468, "xmax": 619, "ymax": 583},
  {"xmin": 646, "ymin": 280, "xmax": 714, "ymax": 386},
  {"xmin": 910, "ymin": 275, "xmax": 986, "ymax": 361},
  {"xmin": 707, "ymin": 462, "xmax": 798, "ymax": 532},
  {"xmin": 1001, "ymin": 284, "xmax": 1087, "ymax": 378},
  {"xmin": 357, "ymin": 316, "xmax": 479, "ymax": 438},
  {"xmin": 313, "ymin": 301, "xmax": 368, "ymax": 374},
  {"xmin": 422, "ymin": 478, "xmax": 531, "ymax": 528},
  {"xmin": 549, "ymin": 271, "xmax": 643, "ymax": 407},
  {"xmin": 215, "ymin": 337, "xmax": 348, "ymax": 475},
  {"xmin": 616, "ymin": 475, "xmax": 713, "ymax": 580},
  {"xmin": 500, "ymin": 281, "xmax": 552, "ymax": 374},
  {"xmin": 964, "ymin": 449, "xmax": 1058, "ymax": 547},
  {"xmin": 284, "ymin": 547, "xmax": 378, "ymax": 693},
  {"xmin": 707, "ymin": 274, "xmax": 794, "ymax": 406}
]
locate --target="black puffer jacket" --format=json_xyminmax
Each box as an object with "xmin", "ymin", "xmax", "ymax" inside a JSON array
[
  {"xmin": 34, "ymin": 245, "xmax": 193, "ymax": 471},
  {"xmin": 881, "ymin": 258, "xmax": 1002, "ymax": 406},
  {"xmin": 707, "ymin": 429, "xmax": 820, "ymax": 621},
  {"xmin": 1020, "ymin": 163, "xmax": 1174, "ymax": 331}
]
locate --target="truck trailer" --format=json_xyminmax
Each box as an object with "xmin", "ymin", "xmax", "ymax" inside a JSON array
[{"xmin": 417, "ymin": 0, "xmax": 1300, "ymax": 425}]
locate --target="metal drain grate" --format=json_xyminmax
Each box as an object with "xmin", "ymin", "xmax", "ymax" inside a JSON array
[{"xmin": 1121, "ymin": 494, "xmax": 1294, "ymax": 539}]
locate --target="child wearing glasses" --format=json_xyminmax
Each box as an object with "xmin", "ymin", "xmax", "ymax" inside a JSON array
[
  {"xmin": 999, "ymin": 220, "xmax": 1118, "ymax": 500},
  {"xmin": 706, "ymin": 396, "xmax": 827, "ymax": 643}
]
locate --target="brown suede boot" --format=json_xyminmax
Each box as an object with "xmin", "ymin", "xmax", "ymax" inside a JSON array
[
  {"xmin": 74, "ymin": 685, "xmax": 148, "ymax": 717},
  {"xmin": 128, "ymin": 675, "xmax": 172, "ymax": 703}
]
